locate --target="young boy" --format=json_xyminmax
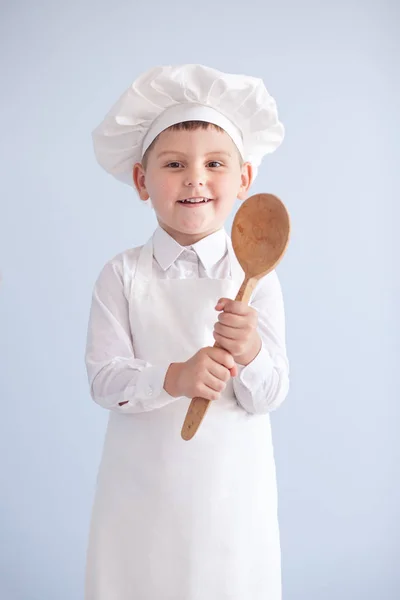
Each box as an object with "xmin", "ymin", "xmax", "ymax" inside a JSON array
[{"xmin": 85, "ymin": 64, "xmax": 289, "ymax": 600}]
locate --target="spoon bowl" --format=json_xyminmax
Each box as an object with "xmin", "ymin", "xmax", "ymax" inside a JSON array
[{"xmin": 232, "ymin": 193, "xmax": 290, "ymax": 279}]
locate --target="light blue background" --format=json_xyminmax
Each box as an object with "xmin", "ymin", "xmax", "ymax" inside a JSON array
[{"xmin": 1, "ymin": 1, "xmax": 399, "ymax": 598}]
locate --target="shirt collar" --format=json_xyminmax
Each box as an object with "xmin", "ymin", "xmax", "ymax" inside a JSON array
[{"xmin": 153, "ymin": 226, "xmax": 228, "ymax": 272}]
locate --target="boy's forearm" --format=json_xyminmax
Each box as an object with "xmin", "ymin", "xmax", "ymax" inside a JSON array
[
  {"xmin": 163, "ymin": 363, "xmax": 182, "ymax": 397},
  {"xmin": 232, "ymin": 343, "xmax": 289, "ymax": 415},
  {"xmin": 90, "ymin": 360, "xmax": 176, "ymax": 413}
]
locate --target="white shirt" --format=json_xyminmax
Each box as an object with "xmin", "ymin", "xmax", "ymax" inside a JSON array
[{"xmin": 85, "ymin": 227, "xmax": 289, "ymax": 415}]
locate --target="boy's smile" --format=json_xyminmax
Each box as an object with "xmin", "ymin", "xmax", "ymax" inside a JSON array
[
  {"xmin": 133, "ymin": 126, "xmax": 252, "ymax": 246},
  {"xmin": 178, "ymin": 197, "xmax": 213, "ymax": 205}
]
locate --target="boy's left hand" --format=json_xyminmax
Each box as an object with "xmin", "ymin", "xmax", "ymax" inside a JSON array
[{"xmin": 213, "ymin": 298, "xmax": 262, "ymax": 367}]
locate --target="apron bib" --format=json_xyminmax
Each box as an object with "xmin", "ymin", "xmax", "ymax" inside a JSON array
[{"xmin": 85, "ymin": 233, "xmax": 281, "ymax": 600}]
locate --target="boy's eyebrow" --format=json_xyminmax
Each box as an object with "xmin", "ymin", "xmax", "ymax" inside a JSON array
[
  {"xmin": 204, "ymin": 151, "xmax": 232, "ymax": 158},
  {"xmin": 156, "ymin": 150, "xmax": 233, "ymax": 159},
  {"xmin": 156, "ymin": 150, "xmax": 187, "ymax": 159}
]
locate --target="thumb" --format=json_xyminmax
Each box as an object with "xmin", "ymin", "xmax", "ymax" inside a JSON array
[
  {"xmin": 215, "ymin": 297, "xmax": 230, "ymax": 311},
  {"xmin": 230, "ymin": 364, "xmax": 238, "ymax": 378}
]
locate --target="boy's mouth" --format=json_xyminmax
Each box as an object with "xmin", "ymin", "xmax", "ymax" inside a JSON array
[{"xmin": 177, "ymin": 197, "xmax": 213, "ymax": 205}]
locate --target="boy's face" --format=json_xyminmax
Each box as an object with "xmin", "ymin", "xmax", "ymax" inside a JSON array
[{"xmin": 133, "ymin": 126, "xmax": 252, "ymax": 245}]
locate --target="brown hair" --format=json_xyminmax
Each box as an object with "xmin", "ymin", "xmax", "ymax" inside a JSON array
[{"xmin": 141, "ymin": 121, "xmax": 241, "ymax": 169}]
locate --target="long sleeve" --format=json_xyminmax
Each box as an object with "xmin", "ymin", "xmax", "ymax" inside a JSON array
[
  {"xmin": 232, "ymin": 270, "xmax": 289, "ymax": 415},
  {"xmin": 85, "ymin": 258, "xmax": 176, "ymax": 413}
]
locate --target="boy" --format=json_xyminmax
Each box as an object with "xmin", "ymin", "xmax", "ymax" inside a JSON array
[{"xmin": 85, "ymin": 64, "xmax": 289, "ymax": 600}]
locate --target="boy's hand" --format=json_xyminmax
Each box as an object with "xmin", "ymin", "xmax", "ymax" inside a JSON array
[
  {"xmin": 213, "ymin": 298, "xmax": 262, "ymax": 366},
  {"xmin": 164, "ymin": 347, "xmax": 238, "ymax": 401}
]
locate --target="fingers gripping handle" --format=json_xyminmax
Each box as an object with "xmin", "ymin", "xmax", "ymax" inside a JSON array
[{"xmin": 180, "ymin": 277, "xmax": 256, "ymax": 441}]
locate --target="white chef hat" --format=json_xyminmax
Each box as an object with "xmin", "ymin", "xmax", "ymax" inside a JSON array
[{"xmin": 92, "ymin": 64, "xmax": 284, "ymax": 186}]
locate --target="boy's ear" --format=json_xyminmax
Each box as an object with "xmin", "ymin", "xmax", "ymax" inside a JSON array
[
  {"xmin": 237, "ymin": 162, "xmax": 253, "ymax": 200},
  {"xmin": 133, "ymin": 163, "xmax": 150, "ymax": 201}
]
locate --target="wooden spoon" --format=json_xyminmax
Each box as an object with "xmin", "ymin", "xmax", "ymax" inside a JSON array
[{"xmin": 181, "ymin": 193, "xmax": 290, "ymax": 441}]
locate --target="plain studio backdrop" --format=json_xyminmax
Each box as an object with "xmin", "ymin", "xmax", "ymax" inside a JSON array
[{"xmin": 0, "ymin": 1, "xmax": 399, "ymax": 598}]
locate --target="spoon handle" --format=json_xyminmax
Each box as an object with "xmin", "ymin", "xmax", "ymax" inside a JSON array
[
  {"xmin": 235, "ymin": 275, "xmax": 258, "ymax": 304},
  {"xmin": 181, "ymin": 276, "xmax": 257, "ymax": 441}
]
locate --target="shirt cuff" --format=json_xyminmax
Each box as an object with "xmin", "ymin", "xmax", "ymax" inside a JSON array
[
  {"xmin": 133, "ymin": 363, "xmax": 169, "ymax": 401},
  {"xmin": 235, "ymin": 344, "xmax": 274, "ymax": 391}
]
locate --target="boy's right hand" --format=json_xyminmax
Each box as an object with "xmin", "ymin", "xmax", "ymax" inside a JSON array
[{"xmin": 164, "ymin": 347, "xmax": 238, "ymax": 401}]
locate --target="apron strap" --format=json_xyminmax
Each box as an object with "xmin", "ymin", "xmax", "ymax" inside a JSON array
[{"xmin": 135, "ymin": 236, "xmax": 154, "ymax": 283}]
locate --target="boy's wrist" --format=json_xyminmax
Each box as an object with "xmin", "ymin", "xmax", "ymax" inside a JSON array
[
  {"xmin": 235, "ymin": 334, "xmax": 262, "ymax": 367},
  {"xmin": 164, "ymin": 363, "xmax": 182, "ymax": 397}
]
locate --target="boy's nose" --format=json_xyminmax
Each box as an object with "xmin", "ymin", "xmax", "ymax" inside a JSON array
[
  {"xmin": 184, "ymin": 169, "xmax": 205, "ymax": 187},
  {"xmin": 185, "ymin": 180, "xmax": 204, "ymax": 187}
]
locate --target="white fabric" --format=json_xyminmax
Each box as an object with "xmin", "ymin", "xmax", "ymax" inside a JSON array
[
  {"xmin": 85, "ymin": 226, "xmax": 289, "ymax": 415},
  {"xmin": 84, "ymin": 229, "xmax": 287, "ymax": 599},
  {"xmin": 142, "ymin": 103, "xmax": 244, "ymax": 157},
  {"xmin": 152, "ymin": 226, "xmax": 229, "ymax": 275},
  {"xmin": 92, "ymin": 64, "xmax": 284, "ymax": 186}
]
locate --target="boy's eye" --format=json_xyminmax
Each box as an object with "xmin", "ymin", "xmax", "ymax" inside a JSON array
[
  {"xmin": 166, "ymin": 162, "xmax": 183, "ymax": 168},
  {"xmin": 207, "ymin": 161, "xmax": 222, "ymax": 168}
]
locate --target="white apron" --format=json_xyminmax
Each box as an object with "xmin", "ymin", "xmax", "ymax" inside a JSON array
[{"xmin": 85, "ymin": 233, "xmax": 281, "ymax": 600}]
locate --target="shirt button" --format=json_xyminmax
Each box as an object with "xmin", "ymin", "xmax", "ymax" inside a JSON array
[{"xmin": 146, "ymin": 386, "xmax": 153, "ymax": 396}]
